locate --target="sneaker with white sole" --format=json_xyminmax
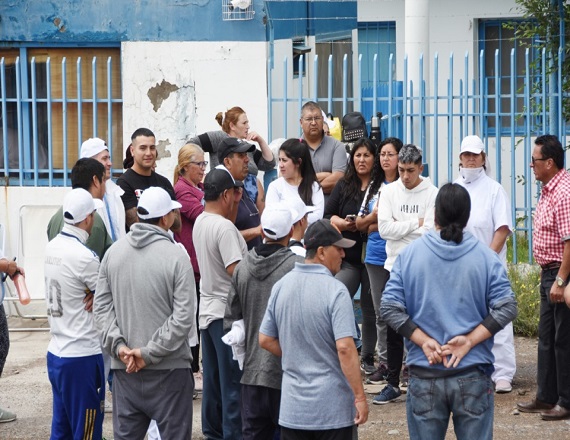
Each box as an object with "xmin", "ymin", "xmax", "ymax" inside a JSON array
[
  {"xmin": 360, "ymin": 355, "xmax": 376, "ymax": 375},
  {"xmin": 372, "ymin": 384, "xmax": 402, "ymax": 405},
  {"xmin": 194, "ymin": 371, "xmax": 203, "ymax": 392},
  {"xmin": 495, "ymin": 379, "xmax": 512, "ymax": 394},
  {"xmin": 0, "ymin": 407, "xmax": 16, "ymax": 423},
  {"xmin": 366, "ymin": 363, "xmax": 388, "ymax": 385}
]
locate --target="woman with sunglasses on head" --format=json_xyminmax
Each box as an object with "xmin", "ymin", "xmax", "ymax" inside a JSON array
[
  {"xmin": 173, "ymin": 142, "xmax": 206, "ymax": 397},
  {"xmin": 355, "ymin": 137, "xmax": 403, "ymax": 381}
]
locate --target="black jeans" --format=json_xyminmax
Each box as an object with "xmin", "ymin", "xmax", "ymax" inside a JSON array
[
  {"xmin": 536, "ymin": 267, "xmax": 570, "ymax": 408},
  {"xmin": 385, "ymin": 324, "xmax": 404, "ymax": 388}
]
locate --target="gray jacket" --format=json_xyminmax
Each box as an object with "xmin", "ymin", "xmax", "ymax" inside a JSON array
[
  {"xmin": 94, "ymin": 223, "xmax": 195, "ymax": 370},
  {"xmin": 224, "ymin": 244, "xmax": 302, "ymax": 389}
]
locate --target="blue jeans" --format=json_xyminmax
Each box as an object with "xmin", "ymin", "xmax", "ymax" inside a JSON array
[
  {"xmin": 201, "ymin": 319, "xmax": 243, "ymax": 440},
  {"xmin": 406, "ymin": 368, "xmax": 494, "ymax": 440}
]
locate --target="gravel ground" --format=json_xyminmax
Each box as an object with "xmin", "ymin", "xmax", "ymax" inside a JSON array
[{"xmin": 2, "ymin": 318, "xmax": 570, "ymax": 439}]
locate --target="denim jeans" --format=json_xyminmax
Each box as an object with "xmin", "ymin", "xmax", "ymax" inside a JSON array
[
  {"xmin": 335, "ymin": 261, "xmax": 373, "ymax": 358},
  {"xmin": 201, "ymin": 319, "xmax": 243, "ymax": 440},
  {"xmin": 406, "ymin": 368, "xmax": 494, "ymax": 440}
]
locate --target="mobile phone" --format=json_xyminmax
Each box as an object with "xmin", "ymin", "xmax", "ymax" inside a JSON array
[{"xmin": 345, "ymin": 214, "xmax": 356, "ymax": 222}]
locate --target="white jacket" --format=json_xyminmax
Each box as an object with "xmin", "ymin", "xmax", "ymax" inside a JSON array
[
  {"xmin": 377, "ymin": 176, "xmax": 438, "ymax": 271},
  {"xmin": 98, "ymin": 179, "xmax": 126, "ymax": 241}
]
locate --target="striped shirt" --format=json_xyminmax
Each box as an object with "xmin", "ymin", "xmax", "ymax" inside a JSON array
[{"xmin": 532, "ymin": 169, "xmax": 570, "ymax": 267}]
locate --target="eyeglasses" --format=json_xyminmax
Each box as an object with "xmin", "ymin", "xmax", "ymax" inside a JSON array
[
  {"xmin": 190, "ymin": 161, "xmax": 208, "ymax": 168},
  {"xmin": 380, "ymin": 153, "xmax": 398, "ymax": 158},
  {"xmin": 302, "ymin": 116, "xmax": 323, "ymax": 124},
  {"xmin": 531, "ymin": 156, "xmax": 548, "ymax": 164}
]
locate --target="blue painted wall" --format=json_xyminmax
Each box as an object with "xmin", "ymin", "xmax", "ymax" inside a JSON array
[
  {"xmin": 0, "ymin": 0, "xmax": 268, "ymax": 43},
  {"xmin": 1, "ymin": 1, "xmax": 356, "ymax": 45},
  {"xmin": 266, "ymin": 1, "xmax": 357, "ymax": 40}
]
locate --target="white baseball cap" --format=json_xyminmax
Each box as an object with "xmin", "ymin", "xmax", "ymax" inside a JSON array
[
  {"xmin": 283, "ymin": 198, "xmax": 315, "ymax": 224},
  {"xmin": 63, "ymin": 188, "xmax": 104, "ymax": 225},
  {"xmin": 460, "ymin": 135, "xmax": 484, "ymax": 155},
  {"xmin": 137, "ymin": 187, "xmax": 182, "ymax": 220},
  {"xmin": 261, "ymin": 205, "xmax": 294, "ymax": 241},
  {"xmin": 80, "ymin": 138, "xmax": 108, "ymax": 159}
]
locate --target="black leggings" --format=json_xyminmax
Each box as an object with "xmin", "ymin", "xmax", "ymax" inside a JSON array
[{"xmin": 0, "ymin": 304, "xmax": 9, "ymax": 377}]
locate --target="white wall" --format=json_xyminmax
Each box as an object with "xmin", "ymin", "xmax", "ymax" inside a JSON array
[
  {"xmin": 358, "ymin": 0, "xmax": 522, "ymax": 79},
  {"xmin": 121, "ymin": 41, "xmax": 270, "ymax": 180}
]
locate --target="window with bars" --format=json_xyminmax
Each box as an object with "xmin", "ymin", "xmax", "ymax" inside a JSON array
[
  {"xmin": 478, "ymin": 20, "xmax": 539, "ymax": 136},
  {"xmin": 0, "ymin": 47, "xmax": 122, "ymax": 186}
]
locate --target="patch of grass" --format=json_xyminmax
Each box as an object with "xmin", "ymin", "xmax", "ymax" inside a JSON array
[
  {"xmin": 507, "ymin": 232, "xmax": 533, "ymax": 264},
  {"xmin": 508, "ymin": 263, "xmax": 541, "ymax": 337}
]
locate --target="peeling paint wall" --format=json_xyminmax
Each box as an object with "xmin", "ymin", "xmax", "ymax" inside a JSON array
[
  {"xmin": 0, "ymin": 0, "xmax": 267, "ymax": 42},
  {"xmin": 121, "ymin": 41, "xmax": 269, "ymax": 182}
]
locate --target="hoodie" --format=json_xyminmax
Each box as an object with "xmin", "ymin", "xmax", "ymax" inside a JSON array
[
  {"xmin": 380, "ymin": 229, "xmax": 517, "ymax": 374},
  {"xmin": 94, "ymin": 223, "xmax": 196, "ymax": 370},
  {"xmin": 224, "ymin": 244, "xmax": 303, "ymax": 389},
  {"xmin": 377, "ymin": 176, "xmax": 438, "ymax": 271}
]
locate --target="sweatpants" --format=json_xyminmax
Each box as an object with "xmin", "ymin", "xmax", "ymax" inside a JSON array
[
  {"xmin": 47, "ymin": 352, "xmax": 105, "ymax": 440},
  {"xmin": 491, "ymin": 322, "xmax": 516, "ymax": 383},
  {"xmin": 112, "ymin": 368, "xmax": 193, "ymax": 440}
]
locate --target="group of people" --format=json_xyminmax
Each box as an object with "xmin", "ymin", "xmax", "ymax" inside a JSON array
[{"xmin": 1, "ymin": 99, "xmax": 569, "ymax": 439}]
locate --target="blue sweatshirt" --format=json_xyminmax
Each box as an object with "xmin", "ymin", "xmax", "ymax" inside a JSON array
[{"xmin": 381, "ymin": 229, "xmax": 517, "ymax": 373}]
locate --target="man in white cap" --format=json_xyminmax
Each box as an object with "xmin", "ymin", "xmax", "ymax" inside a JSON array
[
  {"xmin": 94, "ymin": 187, "xmax": 195, "ymax": 440},
  {"xmin": 260, "ymin": 219, "xmax": 368, "ymax": 440},
  {"xmin": 44, "ymin": 188, "xmax": 105, "ymax": 440},
  {"xmin": 283, "ymin": 197, "xmax": 313, "ymax": 257},
  {"xmin": 224, "ymin": 205, "xmax": 303, "ymax": 439},
  {"xmin": 80, "ymin": 137, "xmax": 126, "ymax": 242}
]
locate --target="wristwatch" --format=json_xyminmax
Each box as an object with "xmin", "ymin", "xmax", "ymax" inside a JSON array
[{"xmin": 555, "ymin": 276, "xmax": 567, "ymax": 287}]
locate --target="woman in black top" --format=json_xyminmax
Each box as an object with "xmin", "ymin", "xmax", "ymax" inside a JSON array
[{"xmin": 324, "ymin": 138, "xmax": 376, "ymax": 373}]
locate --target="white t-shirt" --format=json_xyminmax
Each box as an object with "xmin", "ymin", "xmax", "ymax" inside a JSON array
[
  {"xmin": 455, "ymin": 171, "xmax": 512, "ymax": 265},
  {"xmin": 265, "ymin": 177, "xmax": 324, "ymax": 225},
  {"xmin": 193, "ymin": 211, "xmax": 247, "ymax": 330},
  {"xmin": 44, "ymin": 225, "xmax": 101, "ymax": 357}
]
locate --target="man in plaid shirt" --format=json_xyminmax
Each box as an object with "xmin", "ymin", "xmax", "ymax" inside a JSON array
[{"xmin": 518, "ymin": 135, "xmax": 570, "ymax": 421}]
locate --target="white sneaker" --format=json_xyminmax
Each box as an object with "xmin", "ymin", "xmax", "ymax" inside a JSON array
[
  {"xmin": 194, "ymin": 371, "xmax": 203, "ymax": 392},
  {"xmin": 495, "ymin": 379, "xmax": 512, "ymax": 394}
]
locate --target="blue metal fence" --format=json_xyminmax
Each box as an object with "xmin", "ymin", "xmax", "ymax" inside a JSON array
[
  {"xmin": 0, "ymin": 55, "xmax": 122, "ymax": 186},
  {"xmin": 268, "ymin": 49, "xmax": 570, "ymax": 263}
]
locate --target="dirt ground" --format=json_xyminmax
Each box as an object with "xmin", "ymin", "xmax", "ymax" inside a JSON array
[{"xmin": 2, "ymin": 317, "xmax": 570, "ymax": 439}]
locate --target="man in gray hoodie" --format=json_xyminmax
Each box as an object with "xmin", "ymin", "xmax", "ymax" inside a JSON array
[
  {"xmin": 94, "ymin": 187, "xmax": 196, "ymax": 440},
  {"xmin": 224, "ymin": 204, "xmax": 303, "ymax": 439}
]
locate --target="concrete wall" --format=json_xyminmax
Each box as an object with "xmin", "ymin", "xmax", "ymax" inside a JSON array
[{"xmin": 121, "ymin": 40, "xmax": 269, "ymax": 179}]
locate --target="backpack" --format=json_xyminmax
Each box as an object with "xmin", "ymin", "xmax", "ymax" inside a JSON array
[{"xmin": 342, "ymin": 112, "xmax": 368, "ymax": 142}]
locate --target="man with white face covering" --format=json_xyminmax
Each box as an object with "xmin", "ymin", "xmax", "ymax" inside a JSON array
[{"xmin": 454, "ymin": 135, "xmax": 516, "ymax": 394}]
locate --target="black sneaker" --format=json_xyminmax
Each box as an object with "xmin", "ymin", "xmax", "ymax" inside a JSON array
[
  {"xmin": 367, "ymin": 363, "xmax": 388, "ymax": 384},
  {"xmin": 360, "ymin": 355, "xmax": 376, "ymax": 375}
]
